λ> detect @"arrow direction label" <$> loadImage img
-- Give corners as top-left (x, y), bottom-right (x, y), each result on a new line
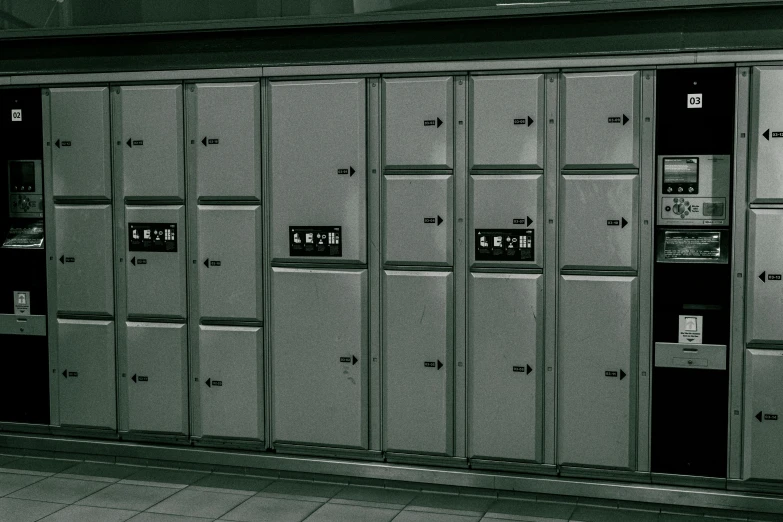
top-left (133, 140), bottom-right (143, 146)
top-left (607, 220), bottom-right (620, 226)
top-left (59, 256), bottom-right (76, 264)
top-left (769, 274), bottom-right (782, 281)
top-left (605, 371), bottom-right (618, 377)
top-left (340, 357), bottom-right (351, 363)
top-left (68, 371), bottom-right (78, 377)
top-left (513, 217), bottom-right (534, 226)
top-left (513, 365), bottom-right (533, 374)
top-left (340, 355), bottom-right (359, 365)
top-left (424, 361), bottom-right (436, 368)
top-left (208, 138), bottom-right (219, 145)
top-left (764, 129), bottom-right (783, 140)
top-left (205, 378), bottom-right (222, 387)
top-left (424, 118), bottom-right (444, 128)
top-left (203, 259), bottom-right (221, 267)
top-left (56, 140), bottom-right (72, 147)
top-left (765, 414), bottom-right (779, 421)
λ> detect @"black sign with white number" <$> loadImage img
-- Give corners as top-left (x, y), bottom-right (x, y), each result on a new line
top-left (129, 223), bottom-right (177, 252)
top-left (475, 229), bottom-right (534, 261)
top-left (289, 226), bottom-right (342, 257)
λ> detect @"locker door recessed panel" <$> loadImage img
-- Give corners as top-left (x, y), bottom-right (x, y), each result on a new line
top-left (190, 82), bottom-right (261, 199)
top-left (116, 85), bottom-right (184, 200)
top-left (470, 74), bottom-right (545, 169)
top-left (561, 72), bottom-right (640, 169)
top-left (271, 268), bottom-right (368, 449)
top-left (55, 204), bottom-right (114, 316)
top-left (383, 175), bottom-right (453, 266)
top-left (746, 209), bottom-right (783, 343)
top-left (468, 272), bottom-right (543, 462)
top-left (197, 205), bottom-right (262, 322)
top-left (750, 67), bottom-right (783, 203)
top-left (269, 79), bottom-right (367, 263)
top-left (560, 174), bottom-right (638, 271)
top-left (50, 87), bottom-right (112, 199)
top-left (126, 205), bottom-right (186, 319)
top-left (57, 319), bottom-right (116, 429)
top-left (383, 270), bottom-right (453, 455)
top-left (558, 275), bottom-right (637, 469)
top-left (126, 322), bottom-right (187, 434)
top-left (744, 349), bottom-right (783, 481)
top-left (383, 77), bottom-right (453, 169)
top-left (198, 325), bottom-right (263, 440)
top-left (469, 174), bottom-right (543, 268)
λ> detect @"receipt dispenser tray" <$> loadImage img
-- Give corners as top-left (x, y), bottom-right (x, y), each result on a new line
top-left (655, 343), bottom-right (726, 370)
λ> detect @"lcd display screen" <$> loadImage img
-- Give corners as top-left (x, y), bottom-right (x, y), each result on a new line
top-left (9, 161), bottom-right (35, 190)
top-left (663, 157), bottom-right (699, 185)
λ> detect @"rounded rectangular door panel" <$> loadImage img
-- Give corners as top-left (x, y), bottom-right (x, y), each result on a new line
top-left (560, 72), bottom-right (640, 169)
top-left (383, 270), bottom-right (453, 455)
top-left (382, 175), bottom-right (453, 266)
top-left (746, 209), bottom-right (783, 343)
top-left (744, 349), bottom-right (783, 481)
top-left (383, 77), bottom-right (453, 170)
top-left (125, 205), bottom-right (187, 319)
top-left (557, 275), bottom-right (637, 469)
top-left (750, 67), bottom-right (783, 203)
top-left (468, 272), bottom-right (543, 462)
top-left (560, 174), bottom-right (638, 271)
top-left (50, 87), bottom-right (112, 199)
top-left (189, 82), bottom-right (261, 199)
top-left (198, 325), bottom-right (263, 440)
top-left (196, 205), bottom-right (262, 322)
top-left (114, 85), bottom-right (185, 200)
top-left (470, 74), bottom-right (545, 169)
top-left (126, 322), bottom-right (187, 435)
top-left (57, 319), bottom-right (116, 429)
top-left (271, 267), bottom-right (368, 449)
top-left (269, 79), bottom-right (367, 264)
top-left (55, 204), bottom-right (114, 316)
top-left (469, 174), bottom-right (543, 268)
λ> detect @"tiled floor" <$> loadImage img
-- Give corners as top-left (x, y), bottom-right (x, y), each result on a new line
top-left (0, 453), bottom-right (777, 522)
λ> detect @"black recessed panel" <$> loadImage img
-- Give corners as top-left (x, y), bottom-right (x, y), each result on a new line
top-left (656, 67), bottom-right (735, 155)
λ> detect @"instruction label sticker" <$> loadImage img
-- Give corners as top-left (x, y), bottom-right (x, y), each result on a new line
top-left (13, 291), bottom-right (30, 315)
top-left (289, 226), bottom-right (342, 257)
top-left (475, 229), bottom-right (534, 261)
top-left (679, 315), bottom-right (703, 344)
top-left (129, 223), bottom-right (177, 252)
top-left (663, 231), bottom-right (721, 260)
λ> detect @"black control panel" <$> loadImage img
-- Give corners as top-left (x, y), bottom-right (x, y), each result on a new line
top-left (9, 161), bottom-right (37, 192)
top-left (475, 229), bottom-right (534, 261)
top-left (129, 223), bottom-right (178, 252)
top-left (289, 226), bottom-right (342, 257)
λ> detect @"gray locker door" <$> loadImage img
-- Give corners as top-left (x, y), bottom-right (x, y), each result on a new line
top-left (382, 175), bottom-right (453, 266)
top-left (468, 273), bottom-right (543, 462)
top-left (383, 77), bottom-right (453, 170)
top-left (269, 79), bottom-right (367, 263)
top-left (198, 325), bottom-right (263, 440)
top-left (55, 204), bottom-right (114, 316)
top-left (558, 275), bottom-right (637, 469)
top-left (57, 319), bottom-right (116, 429)
top-left (560, 174), bottom-right (638, 271)
top-left (271, 268), bottom-right (368, 448)
top-left (125, 205), bottom-right (187, 319)
top-left (115, 85), bottom-right (185, 200)
top-left (50, 87), bottom-right (112, 199)
top-left (126, 322), bottom-right (187, 434)
top-left (383, 270), bottom-right (453, 455)
top-left (197, 205), bottom-right (262, 322)
top-left (750, 67), bottom-right (783, 203)
top-left (746, 209), bottom-right (783, 343)
top-left (560, 72), bottom-right (640, 169)
top-left (189, 82), bottom-right (261, 199)
top-left (469, 74), bottom-right (545, 169)
top-left (744, 349), bottom-right (783, 481)
top-left (469, 174), bottom-right (543, 268)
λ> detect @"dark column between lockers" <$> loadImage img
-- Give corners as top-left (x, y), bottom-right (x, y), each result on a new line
top-left (185, 81), bottom-right (264, 445)
top-left (112, 84), bottom-right (188, 439)
top-left (466, 73), bottom-right (545, 466)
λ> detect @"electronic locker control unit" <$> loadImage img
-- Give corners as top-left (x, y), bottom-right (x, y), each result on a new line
top-left (656, 155), bottom-right (730, 226)
top-left (7, 160), bottom-right (42, 218)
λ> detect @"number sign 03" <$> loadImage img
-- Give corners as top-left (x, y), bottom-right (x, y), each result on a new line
top-left (687, 94), bottom-right (702, 109)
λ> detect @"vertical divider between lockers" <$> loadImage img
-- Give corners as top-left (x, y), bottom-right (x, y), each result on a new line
top-left (181, 80), bottom-right (191, 442)
top-left (111, 84), bottom-right (127, 435)
top-left (637, 70), bottom-right (656, 473)
top-left (543, 73), bottom-right (559, 465)
top-left (368, 77), bottom-right (382, 451)
top-left (454, 76), bottom-right (468, 458)
top-left (261, 75), bottom-right (272, 449)
top-left (729, 67), bottom-right (750, 480)
top-left (42, 89), bottom-right (59, 427)
top-left (185, 82), bottom-right (199, 441)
